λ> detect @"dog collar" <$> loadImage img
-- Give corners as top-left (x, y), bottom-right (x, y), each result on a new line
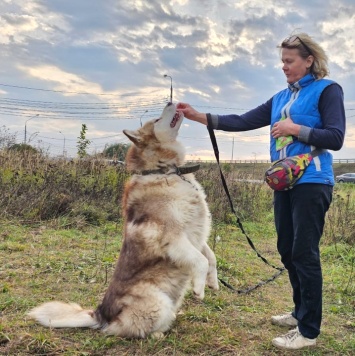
top-left (141, 163), bottom-right (200, 176)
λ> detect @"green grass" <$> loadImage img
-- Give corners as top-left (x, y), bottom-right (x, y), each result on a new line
top-left (0, 216), bottom-right (353, 355)
top-left (0, 151), bottom-right (353, 355)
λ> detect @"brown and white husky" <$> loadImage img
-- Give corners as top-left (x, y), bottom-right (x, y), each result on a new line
top-left (28, 102), bottom-right (219, 339)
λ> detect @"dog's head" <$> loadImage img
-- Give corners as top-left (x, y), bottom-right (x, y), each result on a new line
top-left (123, 103), bottom-right (185, 172)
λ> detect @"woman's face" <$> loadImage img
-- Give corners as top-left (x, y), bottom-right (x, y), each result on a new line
top-left (281, 48), bottom-right (313, 84)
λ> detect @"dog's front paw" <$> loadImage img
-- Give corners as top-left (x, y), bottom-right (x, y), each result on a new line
top-left (206, 271), bottom-right (219, 290)
top-left (207, 279), bottom-right (219, 291)
top-left (193, 288), bottom-right (205, 300)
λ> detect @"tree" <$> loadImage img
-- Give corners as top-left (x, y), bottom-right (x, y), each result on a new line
top-left (77, 124), bottom-right (91, 158)
top-left (103, 143), bottom-right (130, 161)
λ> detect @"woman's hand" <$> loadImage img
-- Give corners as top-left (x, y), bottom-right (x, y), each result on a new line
top-left (271, 117), bottom-right (300, 138)
top-left (176, 102), bottom-right (207, 125)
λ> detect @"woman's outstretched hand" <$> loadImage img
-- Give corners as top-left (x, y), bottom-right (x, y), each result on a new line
top-left (177, 102), bottom-right (207, 125)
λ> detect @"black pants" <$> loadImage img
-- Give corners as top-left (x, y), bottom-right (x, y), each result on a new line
top-left (274, 184), bottom-right (333, 339)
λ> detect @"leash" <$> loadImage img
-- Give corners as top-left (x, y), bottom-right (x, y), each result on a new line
top-left (206, 114), bottom-right (285, 294)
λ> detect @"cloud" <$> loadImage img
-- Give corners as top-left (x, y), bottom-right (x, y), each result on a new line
top-left (0, 0), bottom-right (354, 159)
top-left (17, 64), bottom-right (104, 95)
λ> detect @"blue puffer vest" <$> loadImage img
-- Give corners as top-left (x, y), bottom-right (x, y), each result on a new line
top-left (270, 74), bottom-right (335, 186)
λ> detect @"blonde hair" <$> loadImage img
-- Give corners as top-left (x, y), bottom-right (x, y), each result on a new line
top-left (280, 33), bottom-right (329, 79)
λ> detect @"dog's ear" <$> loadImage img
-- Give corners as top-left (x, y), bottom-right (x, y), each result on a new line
top-left (123, 129), bottom-right (141, 146)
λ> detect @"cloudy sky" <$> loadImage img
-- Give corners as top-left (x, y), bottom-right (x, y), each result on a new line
top-left (1, 0), bottom-right (354, 161)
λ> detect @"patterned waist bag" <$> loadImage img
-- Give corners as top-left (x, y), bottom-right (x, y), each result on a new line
top-left (264, 149), bottom-right (323, 191)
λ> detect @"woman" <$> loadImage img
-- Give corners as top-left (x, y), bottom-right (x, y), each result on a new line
top-left (177, 33), bottom-right (345, 350)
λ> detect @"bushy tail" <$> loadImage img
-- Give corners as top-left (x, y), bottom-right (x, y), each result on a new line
top-left (27, 301), bottom-right (99, 329)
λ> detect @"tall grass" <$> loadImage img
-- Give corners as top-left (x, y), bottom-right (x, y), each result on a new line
top-left (0, 150), bottom-right (129, 225)
top-left (325, 185), bottom-right (355, 245)
top-left (1, 149), bottom-right (354, 246)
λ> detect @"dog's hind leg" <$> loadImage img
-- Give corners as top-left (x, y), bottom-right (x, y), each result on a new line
top-left (167, 234), bottom-right (209, 300)
top-left (201, 242), bottom-right (219, 291)
top-left (102, 289), bottom-right (176, 338)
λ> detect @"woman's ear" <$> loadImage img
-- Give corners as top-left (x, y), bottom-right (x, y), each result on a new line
top-left (306, 55), bottom-right (314, 69)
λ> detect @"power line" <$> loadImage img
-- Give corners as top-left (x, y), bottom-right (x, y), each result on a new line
top-left (0, 97), bottom-right (167, 108)
top-left (2, 87), bottom-right (355, 158)
top-left (0, 95), bottom-right (169, 121)
top-left (0, 82), bottom-right (169, 97)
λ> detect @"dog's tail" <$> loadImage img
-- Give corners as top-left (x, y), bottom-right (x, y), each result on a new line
top-left (27, 301), bottom-right (99, 329)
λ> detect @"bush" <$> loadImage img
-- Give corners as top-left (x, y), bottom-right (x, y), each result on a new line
top-left (0, 150), bottom-right (129, 224)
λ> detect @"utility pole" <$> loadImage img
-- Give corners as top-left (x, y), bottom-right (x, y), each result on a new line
top-left (59, 131), bottom-right (66, 156)
top-left (231, 137), bottom-right (234, 161)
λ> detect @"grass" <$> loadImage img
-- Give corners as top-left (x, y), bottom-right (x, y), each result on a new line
top-left (0, 151), bottom-right (354, 355)
top-left (1, 213), bottom-right (354, 355)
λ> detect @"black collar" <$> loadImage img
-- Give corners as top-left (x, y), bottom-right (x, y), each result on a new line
top-left (141, 163), bottom-right (200, 176)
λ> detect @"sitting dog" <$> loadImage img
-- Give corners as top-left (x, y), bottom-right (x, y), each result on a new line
top-left (28, 102), bottom-right (219, 338)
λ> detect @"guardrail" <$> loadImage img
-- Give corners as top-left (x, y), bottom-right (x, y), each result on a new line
top-left (333, 159), bottom-right (355, 163)
top-left (187, 159), bottom-right (355, 164)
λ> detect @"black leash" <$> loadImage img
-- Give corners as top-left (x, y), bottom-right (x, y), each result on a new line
top-left (206, 114), bottom-right (285, 294)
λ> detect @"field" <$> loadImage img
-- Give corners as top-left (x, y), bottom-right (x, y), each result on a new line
top-left (0, 152), bottom-right (354, 355)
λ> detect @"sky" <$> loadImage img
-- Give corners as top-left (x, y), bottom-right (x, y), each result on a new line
top-left (0, 0), bottom-right (354, 161)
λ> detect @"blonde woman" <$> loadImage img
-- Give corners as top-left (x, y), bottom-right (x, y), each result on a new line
top-left (177, 33), bottom-right (345, 350)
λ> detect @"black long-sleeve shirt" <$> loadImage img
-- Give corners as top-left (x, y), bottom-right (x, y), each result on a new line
top-left (210, 83), bottom-right (345, 151)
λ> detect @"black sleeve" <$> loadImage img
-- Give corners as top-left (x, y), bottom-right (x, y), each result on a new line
top-left (309, 83), bottom-right (346, 151)
top-left (215, 98), bottom-right (273, 132)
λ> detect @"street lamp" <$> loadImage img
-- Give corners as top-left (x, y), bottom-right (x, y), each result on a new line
top-left (24, 114), bottom-right (39, 144)
top-left (163, 74), bottom-right (173, 102)
top-left (139, 110), bottom-right (148, 127)
top-left (59, 131), bottom-right (66, 156)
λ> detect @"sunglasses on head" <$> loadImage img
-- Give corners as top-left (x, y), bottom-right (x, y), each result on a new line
top-left (282, 35), bottom-right (312, 56)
